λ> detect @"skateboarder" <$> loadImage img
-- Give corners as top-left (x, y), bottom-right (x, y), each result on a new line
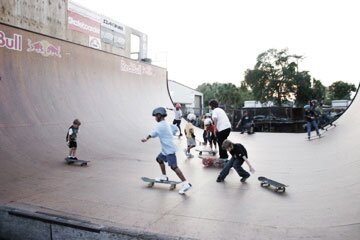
top-left (66, 119), bottom-right (81, 159)
top-left (141, 107), bottom-right (192, 194)
top-left (204, 118), bottom-right (217, 151)
top-left (236, 111), bottom-right (254, 134)
top-left (209, 99), bottom-right (231, 161)
top-left (167, 103), bottom-right (183, 137)
top-left (216, 139), bottom-right (255, 183)
top-left (184, 113), bottom-right (196, 158)
top-left (304, 105), bottom-right (321, 139)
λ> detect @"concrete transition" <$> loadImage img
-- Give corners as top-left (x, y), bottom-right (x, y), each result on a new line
top-left (0, 23), bottom-right (360, 240)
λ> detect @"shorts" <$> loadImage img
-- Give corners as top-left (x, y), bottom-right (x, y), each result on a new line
top-left (173, 119), bottom-right (181, 126)
top-left (187, 138), bottom-right (196, 147)
top-left (68, 141), bottom-right (77, 148)
top-left (157, 153), bottom-right (177, 168)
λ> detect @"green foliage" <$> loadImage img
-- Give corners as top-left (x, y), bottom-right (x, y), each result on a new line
top-left (243, 48), bottom-right (330, 107)
top-left (196, 82), bottom-right (253, 109)
top-left (328, 81), bottom-right (356, 100)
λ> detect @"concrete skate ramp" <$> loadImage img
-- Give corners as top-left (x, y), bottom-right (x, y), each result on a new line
top-left (1, 23), bottom-right (360, 239)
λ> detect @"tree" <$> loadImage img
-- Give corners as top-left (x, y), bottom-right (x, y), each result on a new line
top-left (328, 81), bottom-right (356, 100)
top-left (196, 82), bottom-right (254, 109)
top-left (243, 48), bottom-right (332, 107)
top-left (312, 78), bottom-right (326, 101)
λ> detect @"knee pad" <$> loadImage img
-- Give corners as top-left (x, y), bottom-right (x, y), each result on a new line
top-left (170, 165), bottom-right (178, 171)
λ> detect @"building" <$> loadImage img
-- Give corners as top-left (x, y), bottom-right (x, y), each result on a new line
top-left (168, 80), bottom-right (204, 117)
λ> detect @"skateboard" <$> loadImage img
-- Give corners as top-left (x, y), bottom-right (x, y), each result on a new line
top-left (195, 149), bottom-right (218, 156)
top-left (141, 177), bottom-right (181, 190)
top-left (199, 156), bottom-right (227, 168)
top-left (322, 122), bottom-right (337, 131)
top-left (306, 135), bottom-right (324, 141)
top-left (258, 176), bottom-right (288, 193)
top-left (65, 157), bottom-right (89, 166)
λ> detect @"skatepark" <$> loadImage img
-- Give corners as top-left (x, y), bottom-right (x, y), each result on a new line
top-left (1, 9), bottom-right (360, 240)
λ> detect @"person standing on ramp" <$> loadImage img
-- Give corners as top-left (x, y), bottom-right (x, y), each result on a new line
top-left (142, 107), bottom-right (192, 194)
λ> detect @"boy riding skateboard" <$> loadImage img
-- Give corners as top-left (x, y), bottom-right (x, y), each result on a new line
top-left (141, 107), bottom-right (192, 194)
top-left (66, 119), bottom-right (81, 160)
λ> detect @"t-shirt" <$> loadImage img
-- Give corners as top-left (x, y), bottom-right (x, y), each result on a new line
top-left (184, 122), bottom-right (194, 138)
top-left (67, 126), bottom-right (79, 142)
top-left (229, 143), bottom-right (248, 164)
top-left (211, 108), bottom-right (231, 132)
top-left (206, 124), bottom-right (216, 134)
top-left (174, 109), bottom-right (182, 120)
top-left (150, 120), bottom-right (178, 155)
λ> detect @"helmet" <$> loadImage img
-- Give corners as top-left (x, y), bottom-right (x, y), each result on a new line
top-left (152, 107), bottom-right (167, 117)
top-left (304, 105), bottom-right (310, 110)
top-left (175, 103), bottom-right (181, 108)
top-left (187, 113), bottom-right (196, 121)
top-left (205, 113), bottom-right (212, 118)
top-left (204, 118), bottom-right (212, 126)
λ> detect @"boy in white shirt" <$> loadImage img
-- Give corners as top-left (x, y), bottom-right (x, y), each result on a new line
top-left (209, 99), bottom-right (231, 160)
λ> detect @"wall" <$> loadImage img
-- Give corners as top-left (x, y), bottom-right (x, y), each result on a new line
top-left (0, 0), bottom-right (147, 59)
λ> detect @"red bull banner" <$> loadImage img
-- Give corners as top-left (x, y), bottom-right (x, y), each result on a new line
top-left (1, 24), bottom-right (62, 58)
top-left (27, 39), bottom-right (62, 58)
top-left (0, 30), bottom-right (22, 51)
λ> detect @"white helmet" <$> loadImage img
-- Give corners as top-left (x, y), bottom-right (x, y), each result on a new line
top-left (187, 113), bottom-right (196, 121)
top-left (204, 118), bottom-right (213, 126)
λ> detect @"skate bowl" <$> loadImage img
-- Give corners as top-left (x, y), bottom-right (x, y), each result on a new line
top-left (1, 23), bottom-right (360, 240)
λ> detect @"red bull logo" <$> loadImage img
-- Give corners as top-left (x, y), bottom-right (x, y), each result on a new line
top-left (27, 39), bottom-right (62, 58)
top-left (0, 31), bottom-right (22, 51)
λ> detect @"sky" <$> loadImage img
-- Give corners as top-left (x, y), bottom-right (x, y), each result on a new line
top-left (73, 0), bottom-right (360, 89)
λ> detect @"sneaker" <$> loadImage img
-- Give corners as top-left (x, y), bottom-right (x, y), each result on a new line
top-left (308, 136), bottom-right (311, 140)
top-left (216, 177), bottom-right (224, 182)
top-left (155, 175), bottom-right (168, 182)
top-left (240, 176), bottom-right (250, 183)
top-left (179, 182), bottom-right (192, 194)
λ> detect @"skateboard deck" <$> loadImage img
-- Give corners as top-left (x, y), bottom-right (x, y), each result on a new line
top-left (198, 156), bottom-right (227, 168)
top-left (195, 149), bottom-right (218, 156)
top-left (141, 177), bottom-right (181, 190)
top-left (306, 135), bottom-right (325, 141)
top-left (322, 122), bottom-right (337, 131)
top-left (65, 158), bottom-right (89, 166)
top-left (258, 176), bottom-right (288, 192)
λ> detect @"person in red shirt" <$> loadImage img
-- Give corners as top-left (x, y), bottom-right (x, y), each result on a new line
top-left (204, 118), bottom-right (217, 151)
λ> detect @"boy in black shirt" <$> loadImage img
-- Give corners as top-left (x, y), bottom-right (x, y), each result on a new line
top-left (66, 119), bottom-right (81, 159)
top-left (216, 139), bottom-right (255, 183)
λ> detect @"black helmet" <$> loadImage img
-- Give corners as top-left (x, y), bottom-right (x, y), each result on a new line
top-left (152, 107), bottom-right (167, 117)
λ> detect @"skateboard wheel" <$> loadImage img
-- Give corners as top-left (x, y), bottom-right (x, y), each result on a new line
top-left (148, 182), bottom-right (154, 187)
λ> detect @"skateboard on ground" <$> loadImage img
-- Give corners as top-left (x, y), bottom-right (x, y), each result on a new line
top-left (258, 176), bottom-right (288, 193)
top-left (195, 149), bottom-right (218, 156)
top-left (141, 177), bottom-right (181, 190)
top-left (306, 134), bottom-right (324, 141)
top-left (65, 157), bottom-right (89, 166)
top-left (198, 156), bottom-right (227, 168)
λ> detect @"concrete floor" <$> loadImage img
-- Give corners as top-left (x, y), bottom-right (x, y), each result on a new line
top-left (1, 23), bottom-right (360, 239)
